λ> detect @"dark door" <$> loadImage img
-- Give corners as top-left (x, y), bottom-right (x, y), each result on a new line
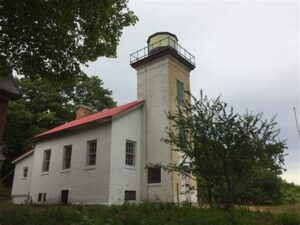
top-left (61, 190), bottom-right (69, 204)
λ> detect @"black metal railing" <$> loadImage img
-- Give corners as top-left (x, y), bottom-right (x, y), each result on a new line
top-left (130, 37), bottom-right (195, 66)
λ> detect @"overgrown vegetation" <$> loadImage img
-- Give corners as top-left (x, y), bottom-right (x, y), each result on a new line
top-left (0, 203), bottom-right (299, 225)
top-left (163, 91), bottom-right (287, 209)
top-left (282, 182), bottom-right (300, 204)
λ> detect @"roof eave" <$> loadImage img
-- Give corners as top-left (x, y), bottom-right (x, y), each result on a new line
top-left (32, 117), bottom-right (113, 142)
top-left (12, 150), bottom-right (34, 164)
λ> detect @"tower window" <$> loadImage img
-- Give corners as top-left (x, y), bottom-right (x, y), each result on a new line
top-left (176, 80), bottom-right (184, 103)
top-left (148, 167), bottom-right (161, 184)
top-left (179, 124), bottom-right (185, 144)
top-left (62, 145), bottom-right (72, 170)
top-left (125, 141), bottom-right (136, 166)
top-left (42, 150), bottom-right (51, 172)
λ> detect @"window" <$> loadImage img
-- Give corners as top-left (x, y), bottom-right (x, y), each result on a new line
top-left (43, 193), bottom-right (47, 202)
top-left (38, 193), bottom-right (42, 202)
top-left (179, 125), bottom-right (185, 144)
top-left (176, 80), bottom-right (184, 103)
top-left (125, 141), bottom-right (135, 166)
top-left (125, 191), bottom-right (136, 201)
top-left (87, 140), bottom-right (97, 166)
top-left (42, 150), bottom-right (51, 172)
top-left (23, 167), bottom-right (28, 178)
top-left (148, 167), bottom-right (161, 184)
top-left (62, 145), bottom-right (72, 170)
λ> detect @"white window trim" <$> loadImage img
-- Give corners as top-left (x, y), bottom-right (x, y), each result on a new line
top-left (125, 140), bottom-right (136, 168)
top-left (62, 145), bottom-right (72, 170)
top-left (42, 149), bottom-right (51, 173)
top-left (22, 167), bottom-right (28, 179)
top-left (86, 139), bottom-right (97, 167)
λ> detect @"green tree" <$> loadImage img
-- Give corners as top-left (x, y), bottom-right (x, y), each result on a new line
top-left (0, 0), bottom-right (138, 78)
top-left (235, 167), bottom-right (284, 205)
top-left (163, 91), bottom-right (286, 209)
top-left (2, 75), bottom-right (116, 185)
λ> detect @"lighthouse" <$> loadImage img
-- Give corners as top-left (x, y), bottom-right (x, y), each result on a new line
top-left (131, 32), bottom-right (196, 203)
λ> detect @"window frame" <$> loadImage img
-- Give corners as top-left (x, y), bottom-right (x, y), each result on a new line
top-left (86, 140), bottom-right (97, 166)
top-left (38, 193), bottom-right (42, 202)
top-left (124, 190), bottom-right (136, 201)
top-left (179, 124), bottom-right (185, 144)
top-left (62, 145), bottom-right (72, 170)
top-left (43, 193), bottom-right (47, 202)
top-left (42, 149), bottom-right (51, 172)
top-left (147, 167), bottom-right (161, 184)
top-left (23, 167), bottom-right (28, 178)
top-left (125, 140), bottom-right (136, 167)
top-left (176, 79), bottom-right (184, 104)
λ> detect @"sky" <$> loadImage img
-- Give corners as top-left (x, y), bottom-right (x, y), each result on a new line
top-left (83, 0), bottom-right (300, 184)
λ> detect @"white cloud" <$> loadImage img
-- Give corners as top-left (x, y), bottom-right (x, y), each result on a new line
top-left (83, 0), bottom-right (300, 184)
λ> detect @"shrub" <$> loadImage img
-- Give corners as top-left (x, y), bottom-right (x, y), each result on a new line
top-left (277, 210), bottom-right (300, 225)
top-left (0, 203), bottom-right (298, 225)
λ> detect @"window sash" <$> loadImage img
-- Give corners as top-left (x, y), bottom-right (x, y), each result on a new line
top-left (125, 141), bottom-right (135, 166)
top-left (148, 167), bottom-right (161, 184)
top-left (125, 191), bottom-right (136, 201)
top-left (63, 145), bottom-right (72, 169)
top-left (42, 150), bottom-right (51, 172)
top-left (87, 140), bottom-right (97, 166)
top-left (176, 80), bottom-right (184, 103)
top-left (179, 125), bottom-right (185, 143)
top-left (23, 167), bottom-right (28, 177)
top-left (38, 193), bottom-right (42, 202)
top-left (43, 193), bottom-right (46, 202)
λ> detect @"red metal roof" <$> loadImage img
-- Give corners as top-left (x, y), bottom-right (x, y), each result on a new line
top-left (34, 100), bottom-right (144, 140)
top-left (12, 149), bottom-right (34, 164)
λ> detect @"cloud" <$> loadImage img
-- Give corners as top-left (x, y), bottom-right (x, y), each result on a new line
top-left (83, 1), bottom-right (300, 184)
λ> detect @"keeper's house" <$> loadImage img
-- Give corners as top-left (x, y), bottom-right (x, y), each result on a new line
top-left (11, 32), bottom-right (197, 204)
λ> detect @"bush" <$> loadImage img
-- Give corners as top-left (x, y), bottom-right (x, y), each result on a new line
top-left (277, 210), bottom-right (300, 225)
top-left (0, 203), bottom-right (299, 225)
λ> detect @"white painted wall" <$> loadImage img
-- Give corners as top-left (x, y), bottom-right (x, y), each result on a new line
top-left (109, 107), bottom-right (143, 204)
top-left (136, 57), bottom-right (174, 202)
top-left (29, 123), bottom-right (112, 204)
top-left (11, 154), bottom-right (33, 204)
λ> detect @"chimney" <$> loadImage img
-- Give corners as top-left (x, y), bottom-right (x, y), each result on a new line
top-left (76, 105), bottom-right (93, 119)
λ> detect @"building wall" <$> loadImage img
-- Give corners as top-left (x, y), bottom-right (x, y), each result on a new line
top-left (11, 154), bottom-right (33, 204)
top-left (136, 56), bottom-right (174, 202)
top-left (168, 56), bottom-right (197, 203)
top-left (109, 107), bottom-right (143, 204)
top-left (135, 54), bottom-right (197, 203)
top-left (29, 123), bottom-right (112, 204)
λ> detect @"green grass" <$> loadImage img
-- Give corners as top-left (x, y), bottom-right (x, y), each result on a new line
top-left (0, 203), bottom-right (299, 225)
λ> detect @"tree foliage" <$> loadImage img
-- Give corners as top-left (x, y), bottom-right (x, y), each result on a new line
top-left (163, 91), bottom-right (287, 209)
top-left (0, 0), bottom-right (138, 78)
top-left (2, 75), bottom-right (116, 184)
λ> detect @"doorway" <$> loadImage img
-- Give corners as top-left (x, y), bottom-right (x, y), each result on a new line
top-left (61, 190), bottom-right (69, 204)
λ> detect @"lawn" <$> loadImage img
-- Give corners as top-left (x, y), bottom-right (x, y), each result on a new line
top-left (0, 202), bottom-right (299, 225)
top-left (249, 203), bottom-right (300, 214)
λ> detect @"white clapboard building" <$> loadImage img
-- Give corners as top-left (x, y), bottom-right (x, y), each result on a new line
top-left (11, 32), bottom-right (197, 204)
